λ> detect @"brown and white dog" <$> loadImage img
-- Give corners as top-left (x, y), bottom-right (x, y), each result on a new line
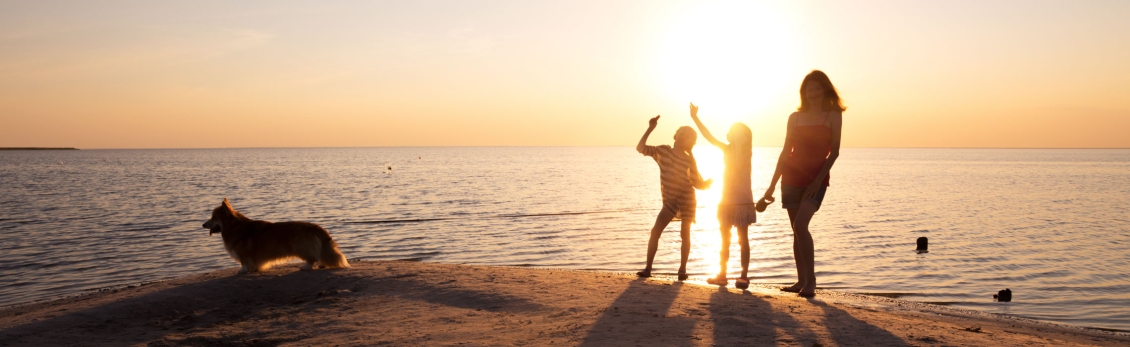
top-left (203, 198), bottom-right (349, 273)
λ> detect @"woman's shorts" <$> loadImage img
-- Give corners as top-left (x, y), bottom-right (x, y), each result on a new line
top-left (717, 203), bottom-right (757, 226)
top-left (662, 196), bottom-right (696, 223)
top-left (781, 184), bottom-right (828, 210)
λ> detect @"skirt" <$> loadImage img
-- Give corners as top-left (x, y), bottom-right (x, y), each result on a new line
top-left (717, 203), bottom-right (757, 226)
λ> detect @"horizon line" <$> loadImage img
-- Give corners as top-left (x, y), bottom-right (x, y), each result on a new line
top-left (6, 146), bottom-right (1130, 150)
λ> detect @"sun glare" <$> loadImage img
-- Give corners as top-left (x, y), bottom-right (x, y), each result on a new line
top-left (657, 2), bottom-right (798, 125)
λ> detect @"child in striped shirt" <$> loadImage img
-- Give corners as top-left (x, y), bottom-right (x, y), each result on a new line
top-left (635, 115), bottom-right (712, 281)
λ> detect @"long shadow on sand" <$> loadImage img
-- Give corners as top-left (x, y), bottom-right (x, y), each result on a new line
top-left (0, 267), bottom-right (542, 346)
top-left (813, 300), bottom-right (906, 346)
top-left (0, 270), bottom-right (321, 346)
top-left (708, 286), bottom-right (906, 346)
top-left (579, 279), bottom-right (698, 346)
top-left (709, 287), bottom-right (816, 346)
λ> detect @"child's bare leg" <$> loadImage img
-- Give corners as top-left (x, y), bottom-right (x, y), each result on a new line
top-left (718, 224), bottom-right (733, 278)
top-left (737, 224), bottom-right (750, 279)
top-left (642, 209), bottom-right (676, 275)
top-left (678, 218), bottom-right (693, 278)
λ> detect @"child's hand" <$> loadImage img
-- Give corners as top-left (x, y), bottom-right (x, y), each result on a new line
top-left (689, 103), bottom-right (699, 118)
top-left (694, 178), bottom-right (713, 190)
top-left (648, 115), bottom-right (660, 129)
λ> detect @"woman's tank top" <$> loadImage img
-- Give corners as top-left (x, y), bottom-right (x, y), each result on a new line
top-left (783, 112), bottom-right (832, 187)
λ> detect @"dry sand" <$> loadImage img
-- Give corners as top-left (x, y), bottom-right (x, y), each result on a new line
top-left (1, 261), bottom-right (1126, 346)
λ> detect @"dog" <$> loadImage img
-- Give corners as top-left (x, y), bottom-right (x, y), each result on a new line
top-left (203, 198), bottom-right (349, 273)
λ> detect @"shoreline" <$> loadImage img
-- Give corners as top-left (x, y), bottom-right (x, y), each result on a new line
top-left (1, 261), bottom-right (1126, 346)
top-left (0, 147), bottom-right (78, 150)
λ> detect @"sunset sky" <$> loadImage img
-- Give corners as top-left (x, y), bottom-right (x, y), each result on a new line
top-left (2, 0), bottom-right (1128, 149)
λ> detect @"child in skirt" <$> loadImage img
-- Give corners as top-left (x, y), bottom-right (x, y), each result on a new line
top-left (689, 103), bottom-right (770, 289)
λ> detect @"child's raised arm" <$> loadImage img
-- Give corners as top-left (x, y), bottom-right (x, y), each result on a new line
top-left (689, 103), bottom-right (727, 149)
top-left (636, 115), bottom-right (660, 154)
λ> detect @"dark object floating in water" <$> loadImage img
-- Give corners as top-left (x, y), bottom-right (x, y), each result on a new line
top-left (916, 237), bottom-right (928, 253)
top-left (993, 288), bottom-right (1012, 302)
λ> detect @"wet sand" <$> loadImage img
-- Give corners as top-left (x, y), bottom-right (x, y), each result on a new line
top-left (1, 261), bottom-right (1126, 346)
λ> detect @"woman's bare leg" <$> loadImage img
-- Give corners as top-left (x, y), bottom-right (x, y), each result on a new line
top-left (642, 209), bottom-right (676, 274)
top-left (791, 201), bottom-right (819, 294)
top-left (782, 207), bottom-right (804, 292)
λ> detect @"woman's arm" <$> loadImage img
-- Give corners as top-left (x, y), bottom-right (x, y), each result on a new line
top-left (763, 113), bottom-right (796, 199)
top-left (803, 111), bottom-right (842, 200)
top-left (636, 115), bottom-right (660, 154)
top-left (689, 103), bottom-right (727, 149)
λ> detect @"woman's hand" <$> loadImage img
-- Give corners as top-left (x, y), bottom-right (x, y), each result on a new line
top-left (689, 103), bottom-right (699, 119)
top-left (648, 115), bottom-right (660, 129)
top-left (802, 182), bottom-right (821, 201)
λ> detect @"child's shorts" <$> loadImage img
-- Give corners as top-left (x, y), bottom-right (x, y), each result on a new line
top-left (662, 196), bottom-right (696, 223)
top-left (781, 184), bottom-right (828, 210)
top-left (718, 203), bottom-right (757, 226)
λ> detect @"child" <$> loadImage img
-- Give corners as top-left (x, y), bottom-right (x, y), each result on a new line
top-left (636, 115), bottom-right (712, 281)
top-left (689, 103), bottom-right (769, 289)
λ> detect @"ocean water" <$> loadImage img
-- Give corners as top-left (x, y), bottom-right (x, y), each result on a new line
top-left (1, 147), bottom-right (1128, 331)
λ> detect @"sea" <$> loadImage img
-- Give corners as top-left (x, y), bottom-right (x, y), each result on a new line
top-left (1, 147), bottom-right (1128, 331)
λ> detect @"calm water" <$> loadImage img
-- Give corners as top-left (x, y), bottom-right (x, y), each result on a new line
top-left (1, 147), bottom-right (1128, 331)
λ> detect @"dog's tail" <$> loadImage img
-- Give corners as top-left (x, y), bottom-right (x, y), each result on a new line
top-left (320, 237), bottom-right (350, 269)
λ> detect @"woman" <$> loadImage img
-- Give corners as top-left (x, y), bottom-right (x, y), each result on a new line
top-left (763, 70), bottom-right (844, 297)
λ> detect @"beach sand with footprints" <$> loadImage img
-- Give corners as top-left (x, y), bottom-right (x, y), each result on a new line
top-left (2, 261), bottom-right (1127, 346)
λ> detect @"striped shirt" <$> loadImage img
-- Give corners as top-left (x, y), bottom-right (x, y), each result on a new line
top-left (639, 145), bottom-right (701, 201)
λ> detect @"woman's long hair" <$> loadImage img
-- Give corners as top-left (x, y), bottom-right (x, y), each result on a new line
top-left (798, 70), bottom-right (846, 112)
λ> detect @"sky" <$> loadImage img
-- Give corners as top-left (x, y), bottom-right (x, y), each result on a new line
top-left (2, 0), bottom-right (1128, 149)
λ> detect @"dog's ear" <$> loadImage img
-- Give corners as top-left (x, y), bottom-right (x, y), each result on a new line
top-left (220, 198), bottom-right (234, 215)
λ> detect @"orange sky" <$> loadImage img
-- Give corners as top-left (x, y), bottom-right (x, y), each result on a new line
top-left (2, 1), bottom-right (1128, 148)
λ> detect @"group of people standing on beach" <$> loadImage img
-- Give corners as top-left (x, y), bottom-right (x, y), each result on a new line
top-left (635, 70), bottom-right (844, 298)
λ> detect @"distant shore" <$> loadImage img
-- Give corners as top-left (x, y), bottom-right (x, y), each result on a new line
top-left (0, 147), bottom-right (78, 150)
top-left (0, 261), bottom-right (1126, 346)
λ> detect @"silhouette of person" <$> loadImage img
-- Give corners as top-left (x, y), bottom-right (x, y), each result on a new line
top-left (635, 115), bottom-right (712, 281)
top-left (763, 70), bottom-right (844, 297)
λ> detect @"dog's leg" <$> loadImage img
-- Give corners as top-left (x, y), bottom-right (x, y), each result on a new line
top-left (238, 265), bottom-right (249, 274)
top-left (300, 261), bottom-right (315, 271)
top-left (240, 258), bottom-right (257, 273)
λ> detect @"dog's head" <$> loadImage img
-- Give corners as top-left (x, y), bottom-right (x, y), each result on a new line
top-left (203, 198), bottom-right (237, 235)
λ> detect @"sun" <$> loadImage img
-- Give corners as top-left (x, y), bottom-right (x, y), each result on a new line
top-left (656, 1), bottom-right (799, 125)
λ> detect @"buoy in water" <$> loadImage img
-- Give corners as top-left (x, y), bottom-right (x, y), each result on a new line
top-left (916, 237), bottom-right (928, 253)
top-left (993, 288), bottom-right (1012, 302)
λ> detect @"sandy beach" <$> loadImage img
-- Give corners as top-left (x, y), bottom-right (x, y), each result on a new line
top-left (1, 261), bottom-right (1126, 347)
